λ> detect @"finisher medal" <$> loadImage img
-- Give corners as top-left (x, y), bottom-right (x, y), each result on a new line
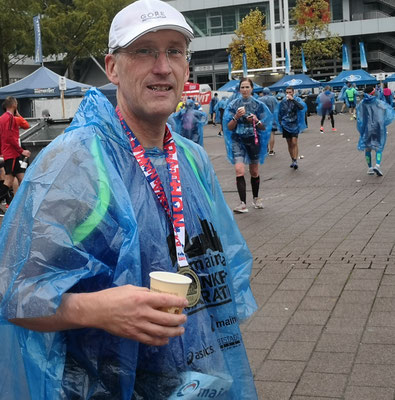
top-left (178, 266), bottom-right (201, 307)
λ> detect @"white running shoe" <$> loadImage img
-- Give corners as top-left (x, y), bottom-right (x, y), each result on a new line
top-left (373, 164), bottom-right (383, 176)
top-left (252, 197), bottom-right (264, 209)
top-left (233, 201), bottom-right (248, 213)
top-left (367, 167), bottom-right (375, 175)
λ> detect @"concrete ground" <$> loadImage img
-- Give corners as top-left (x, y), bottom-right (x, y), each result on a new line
top-left (205, 112), bottom-right (395, 400)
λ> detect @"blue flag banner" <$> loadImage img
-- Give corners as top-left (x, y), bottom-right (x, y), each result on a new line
top-left (285, 48), bottom-right (290, 74)
top-left (301, 48), bottom-right (307, 73)
top-left (33, 15), bottom-right (43, 65)
top-left (359, 42), bottom-right (368, 69)
top-left (228, 54), bottom-right (232, 81)
top-left (242, 53), bottom-right (248, 78)
top-left (342, 44), bottom-right (350, 71)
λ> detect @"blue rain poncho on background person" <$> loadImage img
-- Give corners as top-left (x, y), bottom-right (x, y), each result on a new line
top-left (277, 95), bottom-right (307, 135)
top-left (0, 89), bottom-right (258, 399)
top-left (214, 96), bottom-right (228, 125)
top-left (338, 83), bottom-right (347, 102)
top-left (316, 89), bottom-right (335, 116)
top-left (257, 88), bottom-right (278, 130)
top-left (356, 91), bottom-right (395, 153)
top-left (170, 98), bottom-right (207, 146)
top-left (223, 95), bottom-right (273, 164)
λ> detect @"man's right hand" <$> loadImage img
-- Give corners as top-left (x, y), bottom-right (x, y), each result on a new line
top-left (78, 285), bottom-right (188, 346)
top-left (11, 284), bottom-right (189, 347)
top-left (21, 150), bottom-right (31, 157)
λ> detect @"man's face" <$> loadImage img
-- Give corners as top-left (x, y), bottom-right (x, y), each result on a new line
top-left (106, 30), bottom-right (190, 122)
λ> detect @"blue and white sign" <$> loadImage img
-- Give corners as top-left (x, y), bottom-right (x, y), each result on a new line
top-left (33, 15), bottom-right (43, 65)
top-left (284, 79), bottom-right (303, 86)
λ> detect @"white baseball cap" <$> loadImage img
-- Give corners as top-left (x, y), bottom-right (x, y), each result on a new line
top-left (108, 0), bottom-right (194, 54)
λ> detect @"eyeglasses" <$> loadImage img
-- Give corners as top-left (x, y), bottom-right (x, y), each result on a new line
top-left (117, 48), bottom-right (191, 63)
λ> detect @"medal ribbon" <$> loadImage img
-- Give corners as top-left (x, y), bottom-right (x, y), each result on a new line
top-left (252, 119), bottom-right (259, 145)
top-left (116, 106), bottom-right (188, 268)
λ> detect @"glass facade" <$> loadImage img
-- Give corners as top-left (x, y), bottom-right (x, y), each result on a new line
top-left (184, 3), bottom-right (269, 38)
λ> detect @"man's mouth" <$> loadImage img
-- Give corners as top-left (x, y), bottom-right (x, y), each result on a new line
top-left (147, 85), bottom-right (172, 92)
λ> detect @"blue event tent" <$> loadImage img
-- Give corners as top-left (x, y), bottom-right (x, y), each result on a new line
top-left (327, 69), bottom-right (378, 87)
top-left (98, 82), bottom-right (117, 106)
top-left (268, 74), bottom-right (321, 91)
top-left (0, 66), bottom-right (91, 99)
top-left (384, 73), bottom-right (395, 83)
top-left (217, 79), bottom-right (263, 92)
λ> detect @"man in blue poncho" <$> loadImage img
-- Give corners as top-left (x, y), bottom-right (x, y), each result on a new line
top-left (356, 86), bottom-right (395, 177)
top-left (277, 86), bottom-right (307, 170)
top-left (0, 1), bottom-right (258, 399)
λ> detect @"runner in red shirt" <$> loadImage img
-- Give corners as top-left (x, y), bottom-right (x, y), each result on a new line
top-left (0, 96), bottom-right (31, 204)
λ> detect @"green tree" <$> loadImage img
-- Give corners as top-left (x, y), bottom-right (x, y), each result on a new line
top-left (0, 0), bottom-right (46, 86)
top-left (291, 0), bottom-right (342, 73)
top-left (42, 0), bottom-right (131, 79)
top-left (227, 9), bottom-right (271, 74)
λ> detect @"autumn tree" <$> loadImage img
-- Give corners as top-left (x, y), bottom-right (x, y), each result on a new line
top-left (291, 0), bottom-right (341, 73)
top-left (0, 0), bottom-right (47, 86)
top-left (42, 0), bottom-right (131, 79)
top-left (227, 9), bottom-right (271, 74)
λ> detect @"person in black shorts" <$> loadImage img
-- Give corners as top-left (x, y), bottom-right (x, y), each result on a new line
top-left (277, 87), bottom-right (307, 169)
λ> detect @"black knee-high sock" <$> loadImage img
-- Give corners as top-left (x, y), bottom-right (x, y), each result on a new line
top-left (236, 176), bottom-right (246, 203)
top-left (251, 176), bottom-right (260, 198)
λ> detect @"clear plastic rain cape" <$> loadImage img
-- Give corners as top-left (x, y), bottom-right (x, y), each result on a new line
top-left (169, 99), bottom-right (207, 146)
top-left (356, 93), bottom-right (395, 152)
top-left (0, 89), bottom-right (258, 399)
top-left (223, 96), bottom-right (273, 164)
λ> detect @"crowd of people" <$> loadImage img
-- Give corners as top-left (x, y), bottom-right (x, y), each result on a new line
top-left (0, 1), bottom-right (394, 398)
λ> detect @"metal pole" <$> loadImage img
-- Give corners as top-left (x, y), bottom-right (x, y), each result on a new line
top-left (279, 0), bottom-right (284, 60)
top-left (269, 0), bottom-right (276, 69)
top-left (283, 0), bottom-right (291, 68)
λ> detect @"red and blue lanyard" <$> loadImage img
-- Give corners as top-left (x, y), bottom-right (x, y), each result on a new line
top-left (116, 106), bottom-right (188, 268)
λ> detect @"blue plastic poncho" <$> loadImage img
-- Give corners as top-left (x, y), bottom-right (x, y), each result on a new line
top-left (316, 90), bottom-right (335, 116)
top-left (277, 96), bottom-right (307, 134)
top-left (0, 89), bottom-right (258, 399)
top-left (223, 95), bottom-right (273, 164)
top-left (338, 84), bottom-right (347, 102)
top-left (169, 99), bottom-right (208, 147)
top-left (356, 93), bottom-right (395, 152)
top-left (257, 94), bottom-right (278, 129)
top-left (209, 95), bottom-right (218, 114)
top-left (214, 97), bottom-right (228, 124)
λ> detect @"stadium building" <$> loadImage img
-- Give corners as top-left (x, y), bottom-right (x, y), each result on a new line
top-left (164, 0), bottom-right (395, 89)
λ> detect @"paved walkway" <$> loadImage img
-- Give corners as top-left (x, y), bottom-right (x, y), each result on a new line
top-left (205, 113), bottom-right (395, 400)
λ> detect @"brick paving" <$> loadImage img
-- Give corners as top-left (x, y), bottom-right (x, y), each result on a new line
top-left (1, 110), bottom-right (394, 399)
top-left (205, 112), bottom-right (395, 400)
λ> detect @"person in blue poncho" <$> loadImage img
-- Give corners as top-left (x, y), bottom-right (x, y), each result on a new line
top-left (209, 92), bottom-right (218, 125)
top-left (223, 77), bottom-right (273, 213)
top-left (169, 98), bottom-right (208, 146)
top-left (0, 1), bottom-right (258, 399)
top-left (277, 86), bottom-right (307, 170)
top-left (317, 85), bottom-right (337, 133)
top-left (356, 86), bottom-right (395, 177)
top-left (258, 87), bottom-right (278, 155)
top-left (214, 95), bottom-right (228, 137)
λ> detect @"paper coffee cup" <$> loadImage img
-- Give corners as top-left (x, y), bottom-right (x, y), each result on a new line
top-left (237, 106), bottom-right (245, 114)
top-left (149, 271), bottom-right (192, 314)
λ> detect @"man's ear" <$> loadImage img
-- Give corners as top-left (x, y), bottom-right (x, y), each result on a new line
top-left (184, 65), bottom-right (190, 85)
top-left (105, 54), bottom-right (119, 85)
